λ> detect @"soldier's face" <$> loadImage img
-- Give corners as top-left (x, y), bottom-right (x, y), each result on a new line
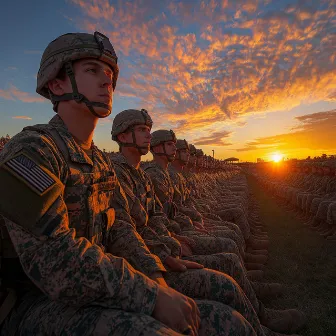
top-left (164, 141), bottom-right (177, 156)
top-left (76, 59), bottom-right (114, 116)
top-left (55, 58), bottom-right (114, 117)
top-left (132, 125), bottom-right (152, 153)
top-left (179, 149), bottom-right (190, 164)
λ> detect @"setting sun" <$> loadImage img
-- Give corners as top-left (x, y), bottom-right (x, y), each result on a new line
top-left (272, 153), bottom-right (283, 162)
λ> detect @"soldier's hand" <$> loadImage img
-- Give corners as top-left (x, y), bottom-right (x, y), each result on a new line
top-left (172, 234), bottom-right (195, 246)
top-left (165, 256), bottom-right (204, 271)
top-left (193, 222), bottom-right (208, 233)
top-left (180, 242), bottom-right (193, 257)
top-left (153, 285), bottom-right (200, 336)
top-left (149, 272), bottom-right (169, 287)
top-left (195, 227), bottom-right (209, 234)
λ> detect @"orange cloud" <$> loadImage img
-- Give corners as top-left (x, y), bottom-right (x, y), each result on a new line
top-left (0, 85), bottom-right (46, 103)
top-left (236, 109), bottom-right (336, 153)
top-left (12, 116), bottom-right (32, 120)
top-left (193, 130), bottom-right (233, 146)
top-left (68, 0), bottom-right (336, 134)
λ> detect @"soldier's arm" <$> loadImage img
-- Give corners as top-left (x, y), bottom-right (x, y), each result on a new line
top-left (145, 167), bottom-right (170, 205)
top-left (109, 166), bottom-right (175, 272)
top-left (0, 132), bottom-right (158, 315)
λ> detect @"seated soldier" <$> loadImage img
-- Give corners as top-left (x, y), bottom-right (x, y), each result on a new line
top-left (0, 31), bottom-right (257, 336)
top-left (110, 109), bottom-right (307, 336)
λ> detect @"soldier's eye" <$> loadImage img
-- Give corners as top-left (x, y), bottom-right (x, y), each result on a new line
top-left (87, 68), bottom-right (97, 73)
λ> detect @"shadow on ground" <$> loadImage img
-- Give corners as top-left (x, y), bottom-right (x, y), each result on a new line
top-left (247, 175), bottom-right (336, 336)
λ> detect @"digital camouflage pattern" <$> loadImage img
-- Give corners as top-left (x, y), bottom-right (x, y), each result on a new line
top-left (0, 115), bottom-right (164, 332)
top-left (2, 293), bottom-right (257, 335)
top-left (110, 153), bottom-right (269, 333)
top-left (0, 115), bottom-right (263, 335)
top-left (111, 152), bottom-right (181, 262)
top-left (111, 153), bottom-right (265, 315)
top-left (145, 162), bottom-right (243, 255)
top-left (168, 164), bottom-right (247, 251)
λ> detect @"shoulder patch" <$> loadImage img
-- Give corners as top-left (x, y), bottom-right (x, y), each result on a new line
top-left (2, 152), bottom-right (56, 195)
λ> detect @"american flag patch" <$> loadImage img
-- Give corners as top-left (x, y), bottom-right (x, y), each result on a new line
top-left (5, 154), bottom-right (55, 194)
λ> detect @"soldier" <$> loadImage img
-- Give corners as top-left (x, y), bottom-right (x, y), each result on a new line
top-left (0, 31), bottom-right (258, 336)
top-left (146, 133), bottom-right (265, 274)
top-left (168, 139), bottom-right (269, 266)
top-left (110, 111), bottom-right (308, 335)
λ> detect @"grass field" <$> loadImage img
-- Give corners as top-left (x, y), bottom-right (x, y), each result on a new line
top-left (247, 176), bottom-right (336, 336)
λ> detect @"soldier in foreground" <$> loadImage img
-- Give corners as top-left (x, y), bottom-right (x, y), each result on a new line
top-left (0, 32), bottom-right (257, 335)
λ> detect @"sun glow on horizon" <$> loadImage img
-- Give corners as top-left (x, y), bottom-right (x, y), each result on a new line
top-left (271, 153), bottom-right (283, 162)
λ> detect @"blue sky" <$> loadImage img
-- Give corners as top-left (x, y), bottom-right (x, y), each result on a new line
top-left (1, 0), bottom-right (335, 161)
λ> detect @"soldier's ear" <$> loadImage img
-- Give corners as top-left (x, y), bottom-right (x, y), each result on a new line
top-left (117, 133), bottom-right (128, 144)
top-left (47, 78), bottom-right (69, 96)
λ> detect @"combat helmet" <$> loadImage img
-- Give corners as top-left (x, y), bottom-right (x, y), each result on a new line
top-left (150, 129), bottom-right (177, 162)
top-left (37, 31), bottom-right (118, 118)
top-left (111, 108), bottom-right (152, 153)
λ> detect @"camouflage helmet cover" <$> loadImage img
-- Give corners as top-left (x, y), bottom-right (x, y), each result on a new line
top-left (112, 109), bottom-right (153, 141)
top-left (189, 144), bottom-right (197, 155)
top-left (150, 129), bottom-right (177, 147)
top-left (176, 139), bottom-right (189, 151)
top-left (37, 32), bottom-right (119, 99)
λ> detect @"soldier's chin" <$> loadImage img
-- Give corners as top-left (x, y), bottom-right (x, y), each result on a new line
top-left (93, 106), bottom-right (112, 118)
top-left (139, 147), bottom-right (150, 155)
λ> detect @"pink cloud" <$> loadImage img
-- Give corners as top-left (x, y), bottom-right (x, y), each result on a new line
top-left (12, 116), bottom-right (32, 120)
top-left (0, 85), bottom-right (46, 103)
top-left (67, 0), bottom-right (336, 134)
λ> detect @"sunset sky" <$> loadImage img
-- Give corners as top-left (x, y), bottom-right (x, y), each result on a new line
top-left (1, 0), bottom-right (335, 162)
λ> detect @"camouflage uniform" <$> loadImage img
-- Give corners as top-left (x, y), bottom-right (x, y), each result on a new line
top-left (327, 201), bottom-right (336, 227)
top-left (170, 164), bottom-right (252, 242)
top-left (0, 115), bottom-right (259, 336)
top-left (112, 153), bottom-right (262, 319)
top-left (0, 33), bottom-right (257, 335)
top-left (145, 161), bottom-right (243, 256)
top-left (110, 116), bottom-right (267, 334)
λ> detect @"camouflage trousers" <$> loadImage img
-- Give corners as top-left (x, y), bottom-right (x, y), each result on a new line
top-left (302, 193), bottom-right (321, 214)
top-left (164, 268), bottom-right (264, 335)
top-left (183, 253), bottom-right (260, 314)
top-left (215, 207), bottom-right (250, 240)
top-left (315, 200), bottom-right (336, 220)
top-left (202, 228), bottom-right (245, 255)
top-left (180, 232), bottom-right (242, 258)
top-left (327, 202), bottom-right (336, 225)
top-left (296, 192), bottom-right (309, 210)
top-left (310, 195), bottom-right (336, 217)
top-left (203, 219), bottom-right (246, 251)
top-left (1, 292), bottom-right (256, 336)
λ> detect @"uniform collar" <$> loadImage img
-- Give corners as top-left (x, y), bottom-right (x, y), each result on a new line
top-left (49, 114), bottom-right (96, 166)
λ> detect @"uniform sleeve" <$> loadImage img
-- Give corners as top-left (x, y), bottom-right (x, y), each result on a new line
top-left (145, 168), bottom-right (170, 205)
top-left (0, 132), bottom-right (158, 315)
top-left (111, 165), bottom-right (171, 272)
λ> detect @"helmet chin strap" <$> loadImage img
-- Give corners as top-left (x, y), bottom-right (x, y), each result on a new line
top-left (119, 126), bottom-right (150, 154)
top-left (153, 143), bottom-right (176, 162)
top-left (176, 150), bottom-right (188, 165)
top-left (49, 61), bottom-right (112, 118)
